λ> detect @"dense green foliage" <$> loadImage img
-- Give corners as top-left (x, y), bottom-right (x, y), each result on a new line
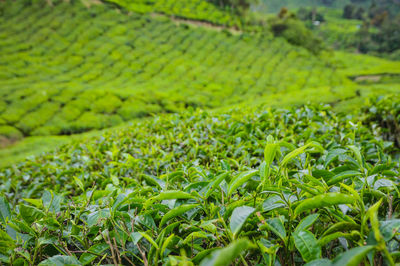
top-left (0, 0), bottom-right (400, 265)
top-left (0, 98), bottom-right (400, 265)
top-left (268, 8), bottom-right (324, 54)
top-left (103, 0), bottom-right (242, 27)
top-left (0, 0), bottom-right (359, 138)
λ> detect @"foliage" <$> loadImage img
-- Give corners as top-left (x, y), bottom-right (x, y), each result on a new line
top-left (362, 95), bottom-right (400, 148)
top-left (0, 0), bottom-right (358, 139)
top-left (0, 100), bottom-right (399, 265)
top-left (103, 0), bottom-right (243, 27)
top-left (268, 9), bottom-right (324, 54)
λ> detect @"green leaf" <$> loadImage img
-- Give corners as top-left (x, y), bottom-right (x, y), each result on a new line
top-left (204, 172), bottom-right (229, 198)
top-left (0, 196), bottom-right (11, 224)
top-left (280, 143), bottom-right (312, 166)
top-left (327, 171), bottom-right (361, 186)
top-left (0, 229), bottom-right (15, 255)
top-left (159, 204), bottom-right (198, 228)
top-left (295, 214), bottom-right (319, 233)
top-left (160, 233), bottom-right (175, 255)
top-left (228, 170), bottom-right (258, 197)
top-left (19, 204), bottom-right (45, 224)
top-left (193, 248), bottom-right (219, 265)
top-left (380, 219), bottom-right (400, 241)
top-left (79, 243), bottom-right (109, 265)
top-left (183, 231), bottom-right (208, 245)
top-left (294, 193), bottom-right (355, 216)
top-left (262, 195), bottom-right (285, 212)
top-left (347, 145), bottom-right (364, 168)
top-left (130, 232), bottom-right (143, 245)
top-left (322, 222), bottom-right (359, 236)
top-left (145, 190), bottom-right (195, 208)
top-left (38, 255), bottom-right (82, 266)
top-left (86, 209), bottom-right (110, 227)
top-left (139, 232), bottom-right (159, 250)
top-left (42, 191), bottom-right (63, 213)
top-left (262, 217), bottom-right (286, 242)
top-left (264, 136), bottom-right (279, 168)
top-left (73, 176), bottom-right (85, 192)
top-left (229, 206), bottom-right (255, 238)
top-left (22, 198), bottom-right (43, 208)
top-left (293, 230), bottom-right (321, 262)
top-left (200, 238), bottom-right (254, 266)
top-left (318, 232), bottom-right (352, 246)
top-left (332, 246), bottom-right (374, 266)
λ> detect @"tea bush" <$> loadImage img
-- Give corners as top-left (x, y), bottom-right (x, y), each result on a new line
top-left (0, 100), bottom-right (399, 265)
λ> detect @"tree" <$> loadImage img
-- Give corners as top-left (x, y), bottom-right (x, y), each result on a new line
top-left (210, 0), bottom-right (258, 13)
top-left (343, 4), bottom-right (356, 19)
top-left (269, 8), bottom-right (324, 54)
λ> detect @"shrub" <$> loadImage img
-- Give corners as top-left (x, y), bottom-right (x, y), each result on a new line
top-left (269, 10), bottom-right (324, 54)
top-left (118, 100), bottom-right (162, 120)
top-left (91, 94), bottom-right (122, 114)
top-left (0, 125), bottom-right (23, 140)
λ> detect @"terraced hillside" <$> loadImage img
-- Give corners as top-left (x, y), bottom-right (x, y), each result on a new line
top-left (1, 0), bottom-right (400, 167)
top-left (0, 0), bottom-right (352, 139)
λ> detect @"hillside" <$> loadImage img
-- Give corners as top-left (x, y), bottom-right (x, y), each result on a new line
top-left (1, 0), bottom-right (400, 165)
top-left (0, 1), bottom-right (400, 264)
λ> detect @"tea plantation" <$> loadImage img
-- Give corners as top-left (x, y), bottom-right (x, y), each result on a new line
top-left (1, 0), bottom-right (400, 265)
top-left (3, 0), bottom-right (399, 141)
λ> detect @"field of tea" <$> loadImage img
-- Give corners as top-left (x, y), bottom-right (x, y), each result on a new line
top-left (0, 0), bottom-right (400, 265)
top-left (0, 0), bottom-right (348, 139)
top-left (1, 96), bottom-right (400, 265)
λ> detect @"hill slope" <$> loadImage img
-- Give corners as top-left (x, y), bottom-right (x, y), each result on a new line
top-left (0, 0), bottom-right (399, 166)
top-left (0, 0), bottom-right (348, 139)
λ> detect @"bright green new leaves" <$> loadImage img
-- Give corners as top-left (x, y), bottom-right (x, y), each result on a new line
top-left (139, 232), bottom-right (159, 250)
top-left (294, 193), bottom-right (355, 216)
top-left (230, 206), bottom-right (255, 238)
top-left (293, 230), bottom-right (321, 262)
top-left (227, 170), bottom-right (258, 197)
top-left (295, 214), bottom-right (320, 233)
top-left (327, 171), bottom-right (361, 186)
top-left (264, 136), bottom-right (279, 166)
top-left (280, 142), bottom-right (322, 166)
top-left (200, 238), bottom-right (254, 266)
top-left (260, 135), bottom-right (279, 188)
top-left (159, 204), bottom-right (198, 228)
top-left (145, 190), bottom-right (195, 208)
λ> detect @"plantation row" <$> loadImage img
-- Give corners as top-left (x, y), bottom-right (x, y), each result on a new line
top-left (0, 96), bottom-right (399, 265)
top-left (0, 0), bottom-right (352, 139)
top-left (104, 0), bottom-right (242, 28)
